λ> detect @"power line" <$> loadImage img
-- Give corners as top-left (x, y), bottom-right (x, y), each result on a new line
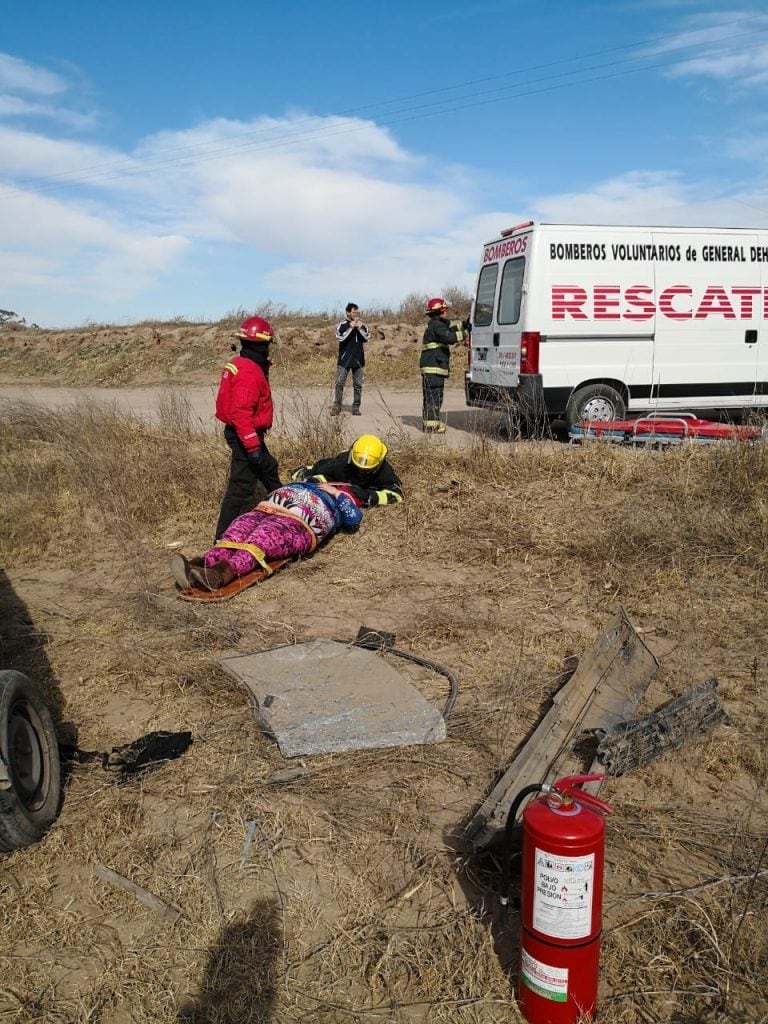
top-left (0, 23), bottom-right (766, 202)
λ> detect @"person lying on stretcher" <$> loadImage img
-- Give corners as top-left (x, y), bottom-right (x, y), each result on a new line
top-left (170, 482), bottom-right (363, 592)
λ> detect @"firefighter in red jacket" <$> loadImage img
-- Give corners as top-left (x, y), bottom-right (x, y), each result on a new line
top-left (214, 316), bottom-right (282, 538)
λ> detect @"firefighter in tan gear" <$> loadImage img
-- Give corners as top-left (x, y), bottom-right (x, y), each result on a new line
top-left (420, 297), bottom-right (469, 433)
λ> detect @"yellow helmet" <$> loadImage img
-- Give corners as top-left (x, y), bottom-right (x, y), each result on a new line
top-left (349, 434), bottom-right (388, 472)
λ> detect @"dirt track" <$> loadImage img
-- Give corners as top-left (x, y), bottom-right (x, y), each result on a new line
top-left (0, 382), bottom-right (487, 446)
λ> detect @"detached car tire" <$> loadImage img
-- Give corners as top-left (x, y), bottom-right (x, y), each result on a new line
top-left (566, 384), bottom-right (626, 428)
top-left (0, 670), bottom-right (61, 852)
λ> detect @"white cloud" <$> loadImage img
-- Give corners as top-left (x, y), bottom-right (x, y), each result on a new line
top-left (258, 169), bottom-right (768, 307)
top-left (262, 211), bottom-right (515, 305)
top-left (3, 78), bottom-right (768, 326)
top-left (0, 51), bottom-right (97, 128)
top-left (138, 113), bottom-right (415, 170)
top-left (0, 96), bottom-right (96, 129)
top-left (0, 184), bottom-right (188, 300)
top-left (0, 110), bottom-right (473, 321)
top-left (0, 53), bottom-right (67, 96)
top-left (643, 10), bottom-right (768, 86)
top-left (0, 126), bottom-right (136, 185)
top-left (0, 249), bottom-right (58, 290)
top-left (255, 166), bottom-right (768, 312)
top-left (204, 158), bottom-right (461, 258)
top-left (531, 169), bottom-right (768, 226)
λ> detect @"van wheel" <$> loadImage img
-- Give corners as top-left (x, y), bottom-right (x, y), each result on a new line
top-left (566, 384), bottom-right (626, 428)
top-left (0, 671), bottom-right (61, 853)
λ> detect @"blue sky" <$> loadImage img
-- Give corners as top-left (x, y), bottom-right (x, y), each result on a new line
top-left (2, 0), bottom-right (768, 327)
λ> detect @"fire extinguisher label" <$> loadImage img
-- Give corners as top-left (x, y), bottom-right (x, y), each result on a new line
top-left (533, 848), bottom-right (595, 939)
top-left (521, 950), bottom-right (568, 1002)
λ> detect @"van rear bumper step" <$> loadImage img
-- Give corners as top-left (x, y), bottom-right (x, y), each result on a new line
top-left (465, 374), bottom-right (553, 416)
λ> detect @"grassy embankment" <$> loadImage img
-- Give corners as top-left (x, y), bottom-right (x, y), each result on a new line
top-left (0, 291), bottom-right (472, 387)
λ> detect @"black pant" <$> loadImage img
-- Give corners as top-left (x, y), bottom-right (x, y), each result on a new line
top-left (215, 427), bottom-right (282, 539)
top-left (422, 374), bottom-right (445, 425)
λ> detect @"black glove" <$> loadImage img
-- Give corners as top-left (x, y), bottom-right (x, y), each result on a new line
top-left (462, 318), bottom-right (472, 333)
top-left (345, 483), bottom-right (370, 504)
top-left (246, 447), bottom-right (262, 466)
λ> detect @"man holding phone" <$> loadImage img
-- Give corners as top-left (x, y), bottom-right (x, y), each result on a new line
top-left (332, 302), bottom-right (369, 416)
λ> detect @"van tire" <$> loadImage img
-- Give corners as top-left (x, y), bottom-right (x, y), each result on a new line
top-left (566, 384), bottom-right (626, 428)
top-left (0, 670), bottom-right (61, 853)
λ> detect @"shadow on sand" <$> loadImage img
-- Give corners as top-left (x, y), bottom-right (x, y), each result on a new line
top-left (399, 409), bottom-right (502, 435)
top-left (0, 566), bottom-right (75, 746)
top-left (444, 814), bottom-right (523, 996)
top-left (178, 899), bottom-right (281, 1023)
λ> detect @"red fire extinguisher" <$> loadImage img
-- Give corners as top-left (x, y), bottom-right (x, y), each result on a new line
top-left (500, 774), bottom-right (614, 1024)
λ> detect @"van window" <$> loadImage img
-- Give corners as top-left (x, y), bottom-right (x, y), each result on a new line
top-left (498, 257), bottom-right (525, 325)
top-left (474, 263), bottom-right (498, 327)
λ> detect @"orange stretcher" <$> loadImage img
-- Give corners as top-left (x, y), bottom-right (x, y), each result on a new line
top-left (570, 413), bottom-right (765, 448)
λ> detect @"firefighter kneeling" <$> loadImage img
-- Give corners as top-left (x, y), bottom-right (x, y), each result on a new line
top-left (290, 434), bottom-right (403, 508)
top-left (420, 297), bottom-right (469, 433)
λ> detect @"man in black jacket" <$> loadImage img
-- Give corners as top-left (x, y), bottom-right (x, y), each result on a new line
top-left (332, 302), bottom-right (369, 416)
top-left (290, 434), bottom-right (403, 507)
top-left (420, 297), bottom-right (469, 433)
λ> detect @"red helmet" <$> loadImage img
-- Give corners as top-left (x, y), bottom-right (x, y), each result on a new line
top-left (237, 316), bottom-right (275, 343)
top-left (425, 297), bottom-right (449, 315)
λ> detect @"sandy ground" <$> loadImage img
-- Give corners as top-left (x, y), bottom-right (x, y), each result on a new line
top-left (2, 381), bottom-right (766, 1022)
top-left (0, 382), bottom-right (487, 446)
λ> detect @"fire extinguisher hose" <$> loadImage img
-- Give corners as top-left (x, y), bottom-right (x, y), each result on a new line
top-left (500, 783), bottom-right (547, 922)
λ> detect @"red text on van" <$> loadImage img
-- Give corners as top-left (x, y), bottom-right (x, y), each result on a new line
top-left (552, 284), bottom-right (767, 321)
top-left (483, 235), bottom-right (529, 263)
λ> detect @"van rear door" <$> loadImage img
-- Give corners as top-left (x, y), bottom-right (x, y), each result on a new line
top-left (468, 259), bottom-right (501, 392)
top-left (470, 232), bottom-right (530, 393)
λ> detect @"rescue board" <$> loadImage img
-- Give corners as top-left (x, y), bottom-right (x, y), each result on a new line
top-left (570, 414), bottom-right (764, 447)
top-left (175, 559), bottom-right (290, 602)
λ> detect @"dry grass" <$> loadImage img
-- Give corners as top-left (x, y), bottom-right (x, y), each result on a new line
top-left (0, 401), bottom-right (766, 1023)
top-left (183, 289), bottom-right (472, 330)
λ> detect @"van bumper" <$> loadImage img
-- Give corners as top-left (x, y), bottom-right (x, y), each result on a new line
top-left (465, 373), bottom-right (546, 416)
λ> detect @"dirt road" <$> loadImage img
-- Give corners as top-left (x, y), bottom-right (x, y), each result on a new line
top-left (0, 382), bottom-right (491, 445)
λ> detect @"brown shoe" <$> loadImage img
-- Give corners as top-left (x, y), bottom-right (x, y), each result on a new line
top-left (189, 560), bottom-right (237, 592)
top-left (170, 553), bottom-right (193, 588)
top-left (170, 554), bottom-right (207, 589)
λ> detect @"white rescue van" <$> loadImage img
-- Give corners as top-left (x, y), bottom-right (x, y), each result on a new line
top-left (465, 222), bottom-right (768, 426)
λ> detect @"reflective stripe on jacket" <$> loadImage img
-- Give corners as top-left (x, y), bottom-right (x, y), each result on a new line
top-left (419, 316), bottom-right (466, 377)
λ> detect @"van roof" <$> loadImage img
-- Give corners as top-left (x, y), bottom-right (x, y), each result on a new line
top-left (495, 222), bottom-right (765, 233)
top-left (486, 222), bottom-right (765, 244)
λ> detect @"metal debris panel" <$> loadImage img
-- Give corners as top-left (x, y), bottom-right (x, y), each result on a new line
top-left (465, 607), bottom-right (659, 850)
top-left (220, 639), bottom-right (446, 758)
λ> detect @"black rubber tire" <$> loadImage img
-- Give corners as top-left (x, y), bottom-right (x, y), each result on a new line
top-left (566, 383), bottom-right (627, 428)
top-left (0, 670), bottom-right (61, 853)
